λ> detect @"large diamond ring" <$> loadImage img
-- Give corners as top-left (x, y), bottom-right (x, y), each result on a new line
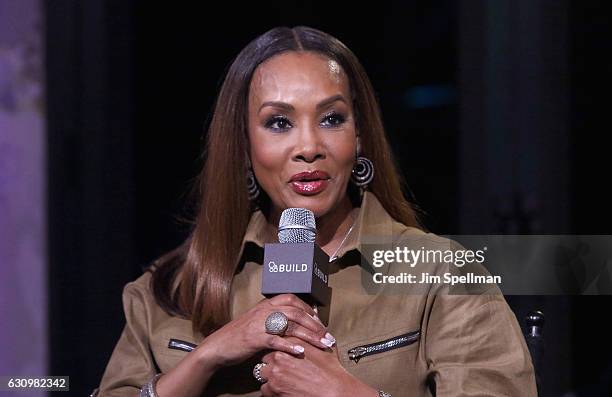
top-left (253, 362), bottom-right (267, 383)
top-left (265, 311), bottom-right (289, 335)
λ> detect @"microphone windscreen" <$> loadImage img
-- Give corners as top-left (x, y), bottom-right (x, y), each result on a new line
top-left (278, 208), bottom-right (316, 243)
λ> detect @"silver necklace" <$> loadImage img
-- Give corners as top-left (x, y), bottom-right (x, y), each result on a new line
top-left (329, 216), bottom-right (357, 262)
top-left (313, 214), bottom-right (356, 315)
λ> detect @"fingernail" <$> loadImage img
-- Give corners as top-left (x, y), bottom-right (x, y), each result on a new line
top-left (325, 332), bottom-right (336, 343)
top-left (293, 345), bottom-right (305, 353)
top-left (320, 337), bottom-right (334, 347)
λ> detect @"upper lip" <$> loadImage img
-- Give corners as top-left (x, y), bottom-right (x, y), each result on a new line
top-left (289, 170), bottom-right (331, 182)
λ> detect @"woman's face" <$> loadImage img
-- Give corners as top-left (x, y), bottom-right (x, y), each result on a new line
top-left (247, 51), bottom-right (358, 219)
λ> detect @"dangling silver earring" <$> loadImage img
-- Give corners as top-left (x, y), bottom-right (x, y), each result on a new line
top-left (246, 167), bottom-right (260, 201)
top-left (351, 156), bottom-right (374, 188)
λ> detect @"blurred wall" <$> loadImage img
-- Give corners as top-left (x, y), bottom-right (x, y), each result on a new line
top-left (0, 0), bottom-right (47, 392)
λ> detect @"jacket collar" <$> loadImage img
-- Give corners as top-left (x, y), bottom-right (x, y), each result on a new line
top-left (238, 191), bottom-right (400, 274)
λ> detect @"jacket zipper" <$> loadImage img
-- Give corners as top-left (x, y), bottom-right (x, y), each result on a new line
top-left (168, 338), bottom-right (197, 352)
top-left (347, 330), bottom-right (420, 363)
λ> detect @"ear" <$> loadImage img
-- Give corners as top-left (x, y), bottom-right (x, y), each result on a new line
top-left (355, 135), bottom-right (362, 157)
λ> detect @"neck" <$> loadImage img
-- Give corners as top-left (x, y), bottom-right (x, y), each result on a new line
top-left (315, 196), bottom-right (355, 256)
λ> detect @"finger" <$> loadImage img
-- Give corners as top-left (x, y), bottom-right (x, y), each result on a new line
top-left (285, 322), bottom-right (335, 349)
top-left (281, 307), bottom-right (327, 335)
top-left (259, 362), bottom-right (270, 385)
top-left (268, 294), bottom-right (316, 317)
top-left (260, 382), bottom-right (273, 396)
top-left (257, 362), bottom-right (270, 382)
top-left (264, 334), bottom-right (306, 356)
top-left (262, 349), bottom-right (294, 364)
top-left (259, 353), bottom-right (291, 394)
top-left (257, 364), bottom-right (271, 394)
top-left (272, 307), bottom-right (334, 348)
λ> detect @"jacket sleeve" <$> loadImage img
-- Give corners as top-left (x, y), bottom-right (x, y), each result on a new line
top-left (424, 293), bottom-right (538, 396)
top-left (95, 282), bottom-right (157, 396)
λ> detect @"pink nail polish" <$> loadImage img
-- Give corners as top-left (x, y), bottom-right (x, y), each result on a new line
top-left (325, 332), bottom-right (336, 343)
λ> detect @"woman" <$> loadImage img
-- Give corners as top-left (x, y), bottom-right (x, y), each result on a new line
top-left (95, 26), bottom-right (537, 396)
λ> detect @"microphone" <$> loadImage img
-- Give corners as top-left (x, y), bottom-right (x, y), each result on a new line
top-left (261, 208), bottom-right (332, 323)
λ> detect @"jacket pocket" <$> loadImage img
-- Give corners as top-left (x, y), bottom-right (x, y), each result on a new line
top-left (346, 329), bottom-right (420, 363)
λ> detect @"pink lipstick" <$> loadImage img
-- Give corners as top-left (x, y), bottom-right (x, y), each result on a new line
top-left (289, 170), bottom-right (330, 195)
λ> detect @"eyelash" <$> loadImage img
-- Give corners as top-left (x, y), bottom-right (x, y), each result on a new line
top-left (264, 111), bottom-right (347, 132)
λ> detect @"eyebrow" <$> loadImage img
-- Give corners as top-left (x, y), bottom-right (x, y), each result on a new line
top-left (258, 94), bottom-right (347, 113)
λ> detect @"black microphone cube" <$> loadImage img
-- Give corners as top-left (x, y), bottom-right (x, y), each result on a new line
top-left (261, 242), bottom-right (331, 308)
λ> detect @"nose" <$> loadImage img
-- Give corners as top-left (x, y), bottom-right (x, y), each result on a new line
top-left (292, 124), bottom-right (326, 163)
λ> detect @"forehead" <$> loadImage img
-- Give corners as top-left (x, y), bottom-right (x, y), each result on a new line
top-left (249, 51), bottom-right (351, 104)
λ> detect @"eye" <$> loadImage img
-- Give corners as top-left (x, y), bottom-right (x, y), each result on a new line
top-left (265, 115), bottom-right (292, 132)
top-left (320, 111), bottom-right (346, 128)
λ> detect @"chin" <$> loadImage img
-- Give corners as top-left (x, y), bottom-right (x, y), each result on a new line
top-left (285, 195), bottom-right (336, 218)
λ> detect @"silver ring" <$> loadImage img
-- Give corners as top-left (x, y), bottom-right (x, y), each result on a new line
top-left (265, 311), bottom-right (288, 336)
top-left (253, 362), bottom-right (267, 383)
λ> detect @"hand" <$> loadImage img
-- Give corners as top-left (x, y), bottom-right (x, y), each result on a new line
top-left (196, 294), bottom-right (334, 370)
top-left (258, 336), bottom-right (378, 397)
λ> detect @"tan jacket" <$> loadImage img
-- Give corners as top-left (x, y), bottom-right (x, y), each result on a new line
top-left (96, 192), bottom-right (537, 396)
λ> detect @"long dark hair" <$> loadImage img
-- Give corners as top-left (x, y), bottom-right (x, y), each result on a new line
top-left (150, 26), bottom-right (423, 337)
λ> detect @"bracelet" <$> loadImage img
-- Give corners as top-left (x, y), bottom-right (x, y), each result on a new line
top-left (378, 391), bottom-right (392, 397)
top-left (140, 373), bottom-right (163, 397)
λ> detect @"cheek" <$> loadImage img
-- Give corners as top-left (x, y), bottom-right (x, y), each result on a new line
top-left (248, 129), bottom-right (290, 192)
top-left (250, 136), bottom-right (284, 172)
top-left (330, 137), bottom-right (357, 174)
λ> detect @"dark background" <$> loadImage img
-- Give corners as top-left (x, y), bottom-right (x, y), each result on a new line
top-left (45, 1), bottom-right (611, 395)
